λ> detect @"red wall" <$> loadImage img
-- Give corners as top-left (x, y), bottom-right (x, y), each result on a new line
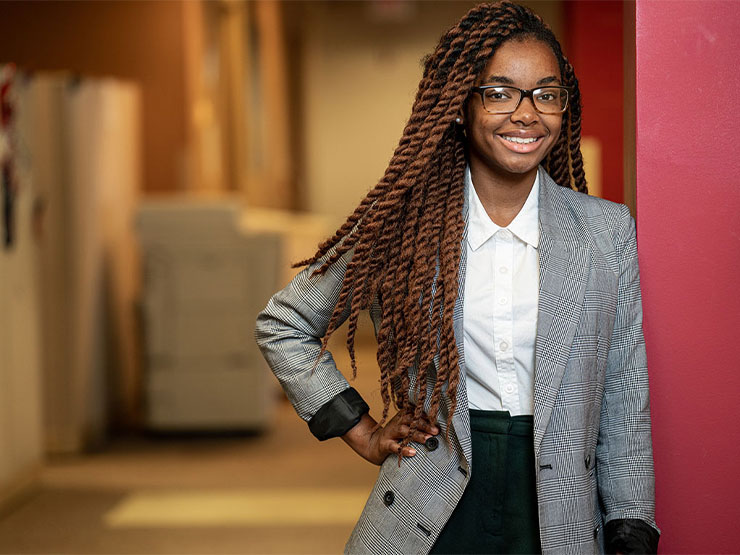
top-left (635, 1), bottom-right (740, 551)
top-left (564, 1), bottom-right (623, 203)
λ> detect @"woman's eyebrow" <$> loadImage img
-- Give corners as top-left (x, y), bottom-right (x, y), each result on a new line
top-left (480, 75), bottom-right (562, 85)
top-left (481, 74), bottom-right (514, 84)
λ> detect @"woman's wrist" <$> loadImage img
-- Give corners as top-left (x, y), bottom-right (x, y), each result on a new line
top-left (341, 413), bottom-right (382, 464)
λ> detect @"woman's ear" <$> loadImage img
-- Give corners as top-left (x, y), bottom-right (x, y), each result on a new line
top-left (454, 113), bottom-right (467, 138)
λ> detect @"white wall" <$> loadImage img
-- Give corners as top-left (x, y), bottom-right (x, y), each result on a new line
top-left (0, 91), bottom-right (44, 507)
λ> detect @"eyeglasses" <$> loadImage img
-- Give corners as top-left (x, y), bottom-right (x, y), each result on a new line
top-left (471, 85), bottom-right (570, 115)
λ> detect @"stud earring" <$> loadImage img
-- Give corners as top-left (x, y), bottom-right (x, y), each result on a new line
top-left (455, 117), bottom-right (463, 124)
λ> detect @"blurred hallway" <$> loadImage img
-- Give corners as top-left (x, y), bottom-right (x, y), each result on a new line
top-left (0, 336), bottom-right (383, 555)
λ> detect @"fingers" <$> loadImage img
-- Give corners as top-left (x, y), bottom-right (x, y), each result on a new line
top-left (392, 421), bottom-right (439, 439)
top-left (378, 417), bottom-right (441, 459)
top-left (381, 422), bottom-right (419, 457)
top-left (396, 424), bottom-right (431, 445)
top-left (417, 420), bottom-right (440, 436)
top-left (383, 438), bottom-right (416, 457)
top-left (406, 412), bottom-right (440, 436)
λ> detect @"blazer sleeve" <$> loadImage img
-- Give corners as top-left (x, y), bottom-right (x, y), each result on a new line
top-left (254, 247), bottom-right (369, 441)
top-left (596, 204), bottom-right (660, 551)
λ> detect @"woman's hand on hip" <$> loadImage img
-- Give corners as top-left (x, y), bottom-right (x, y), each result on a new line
top-left (342, 411), bottom-right (439, 465)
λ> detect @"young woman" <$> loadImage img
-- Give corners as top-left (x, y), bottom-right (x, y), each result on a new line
top-left (256, 2), bottom-right (659, 553)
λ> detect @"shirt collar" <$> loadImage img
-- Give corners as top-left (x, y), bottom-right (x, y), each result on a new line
top-left (465, 165), bottom-right (540, 251)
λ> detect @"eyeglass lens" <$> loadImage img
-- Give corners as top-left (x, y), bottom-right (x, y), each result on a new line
top-left (482, 87), bottom-right (567, 114)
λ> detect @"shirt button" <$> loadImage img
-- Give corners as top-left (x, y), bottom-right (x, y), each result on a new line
top-left (505, 384), bottom-right (515, 394)
top-left (498, 297), bottom-right (507, 305)
top-left (499, 266), bottom-right (508, 274)
top-left (500, 341), bottom-right (509, 351)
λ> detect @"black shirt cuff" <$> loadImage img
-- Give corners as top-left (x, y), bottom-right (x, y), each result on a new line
top-left (308, 387), bottom-right (370, 441)
top-left (605, 518), bottom-right (660, 554)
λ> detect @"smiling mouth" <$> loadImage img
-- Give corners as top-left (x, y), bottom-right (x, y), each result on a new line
top-left (497, 134), bottom-right (544, 153)
top-left (500, 136), bottom-right (540, 144)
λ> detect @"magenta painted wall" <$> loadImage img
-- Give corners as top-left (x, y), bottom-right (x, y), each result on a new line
top-left (635, 1), bottom-right (740, 552)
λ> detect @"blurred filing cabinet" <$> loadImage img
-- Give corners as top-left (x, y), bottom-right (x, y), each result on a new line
top-left (137, 198), bottom-right (280, 431)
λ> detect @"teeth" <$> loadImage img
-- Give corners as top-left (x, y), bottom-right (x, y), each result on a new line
top-left (501, 136), bottom-right (539, 144)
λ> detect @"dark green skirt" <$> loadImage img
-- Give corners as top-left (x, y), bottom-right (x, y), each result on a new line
top-left (431, 410), bottom-right (541, 554)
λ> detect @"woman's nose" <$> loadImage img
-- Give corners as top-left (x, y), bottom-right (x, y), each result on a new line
top-left (510, 97), bottom-right (539, 125)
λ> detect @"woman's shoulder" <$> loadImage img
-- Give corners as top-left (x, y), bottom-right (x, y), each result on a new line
top-left (540, 172), bottom-right (634, 264)
top-left (545, 176), bottom-right (632, 238)
top-left (557, 182), bottom-right (630, 223)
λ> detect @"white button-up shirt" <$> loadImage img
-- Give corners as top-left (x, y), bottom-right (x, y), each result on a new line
top-left (463, 167), bottom-right (539, 415)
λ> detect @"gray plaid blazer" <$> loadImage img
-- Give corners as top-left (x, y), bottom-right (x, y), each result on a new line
top-left (255, 167), bottom-right (658, 554)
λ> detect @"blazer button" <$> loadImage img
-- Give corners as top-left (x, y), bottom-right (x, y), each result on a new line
top-left (383, 491), bottom-right (395, 506)
top-left (585, 455), bottom-right (592, 469)
top-left (425, 436), bottom-right (439, 451)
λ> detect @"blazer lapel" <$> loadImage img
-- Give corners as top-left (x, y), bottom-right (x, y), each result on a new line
top-left (533, 168), bottom-right (592, 458)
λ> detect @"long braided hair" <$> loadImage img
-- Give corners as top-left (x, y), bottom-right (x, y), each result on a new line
top-left (298, 1), bottom-right (587, 448)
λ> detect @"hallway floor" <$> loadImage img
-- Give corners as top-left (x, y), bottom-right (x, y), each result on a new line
top-left (0, 338), bottom-right (386, 554)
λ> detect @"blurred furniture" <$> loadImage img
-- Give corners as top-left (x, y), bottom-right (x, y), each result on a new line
top-left (137, 197), bottom-right (280, 431)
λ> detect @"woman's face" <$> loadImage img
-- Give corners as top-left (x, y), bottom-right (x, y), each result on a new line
top-left (464, 38), bottom-right (563, 181)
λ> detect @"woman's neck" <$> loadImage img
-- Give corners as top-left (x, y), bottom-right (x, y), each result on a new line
top-left (469, 163), bottom-right (538, 228)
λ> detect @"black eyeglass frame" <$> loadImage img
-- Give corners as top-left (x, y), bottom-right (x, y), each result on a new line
top-left (471, 85), bottom-right (570, 115)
